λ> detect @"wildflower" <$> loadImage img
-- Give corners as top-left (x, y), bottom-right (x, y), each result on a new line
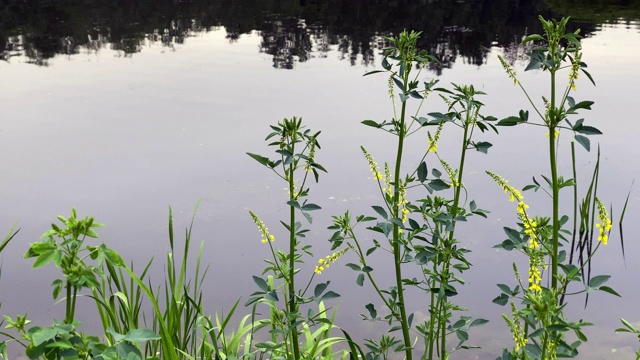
top-left (441, 160), bottom-right (460, 187)
top-left (427, 122), bottom-right (444, 153)
top-left (528, 265), bottom-right (542, 292)
top-left (401, 208), bottom-right (409, 223)
top-left (544, 129), bottom-right (560, 139)
top-left (382, 163), bottom-right (393, 197)
top-left (523, 216), bottom-right (537, 239)
top-left (387, 76), bottom-right (395, 99)
top-left (498, 55), bottom-right (519, 86)
top-left (502, 302), bottom-right (527, 351)
top-left (595, 198), bottom-right (612, 245)
top-left (314, 248), bottom-right (349, 274)
top-left (568, 52), bottom-right (582, 91)
top-left (303, 141), bottom-right (316, 173)
top-left (249, 211), bottom-right (275, 244)
top-left (486, 171), bottom-right (523, 202)
top-left (361, 146), bottom-right (382, 181)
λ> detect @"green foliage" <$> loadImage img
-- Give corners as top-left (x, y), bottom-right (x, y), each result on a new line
top-left (329, 30), bottom-right (493, 360)
top-left (0, 210), bottom-right (160, 360)
top-left (491, 16), bottom-right (624, 359)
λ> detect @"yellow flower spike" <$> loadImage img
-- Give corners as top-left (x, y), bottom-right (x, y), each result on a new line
top-left (249, 211), bottom-right (275, 244)
top-left (487, 171), bottom-right (523, 203)
top-left (314, 248), bottom-right (349, 275)
top-left (595, 198), bottom-right (612, 245)
top-left (427, 122), bottom-right (444, 153)
top-left (361, 146), bottom-right (382, 182)
top-left (498, 55), bottom-right (519, 86)
top-left (303, 141), bottom-right (316, 172)
top-left (568, 52), bottom-right (582, 91)
top-left (440, 160), bottom-right (460, 187)
top-left (401, 208), bottom-right (409, 223)
top-left (528, 266), bottom-right (542, 292)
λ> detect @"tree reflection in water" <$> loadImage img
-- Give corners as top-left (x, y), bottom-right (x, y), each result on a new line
top-left (0, 0), bottom-right (638, 69)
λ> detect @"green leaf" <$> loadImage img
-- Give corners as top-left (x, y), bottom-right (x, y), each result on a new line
top-left (301, 203), bottom-right (321, 211)
top-left (574, 135), bottom-right (590, 151)
top-left (123, 329), bottom-right (161, 342)
top-left (428, 179), bottom-right (450, 191)
top-left (492, 293), bottom-right (509, 306)
top-left (31, 327), bottom-right (58, 347)
top-left (497, 284), bottom-right (513, 295)
top-left (319, 291), bottom-right (340, 302)
top-left (392, 77), bottom-right (405, 92)
top-left (568, 100), bottom-right (594, 112)
top-left (314, 282), bottom-right (328, 298)
top-left (371, 206), bottom-right (388, 220)
top-left (52, 279), bottom-right (63, 299)
top-left (252, 276), bottom-right (269, 292)
top-left (522, 34), bottom-right (544, 44)
top-left (356, 274), bottom-right (365, 286)
top-left (345, 263), bottom-right (362, 271)
top-left (470, 319), bottom-right (489, 327)
top-left (361, 120), bottom-right (383, 128)
top-left (365, 303), bottom-right (377, 319)
top-left (576, 125), bottom-right (602, 135)
top-left (363, 70), bottom-right (385, 76)
top-left (409, 90), bottom-right (423, 99)
top-left (497, 116), bottom-right (522, 126)
top-left (474, 141), bottom-right (492, 154)
top-left (588, 275), bottom-right (610, 288)
top-left (417, 162), bottom-right (428, 183)
top-left (455, 330), bottom-right (469, 342)
top-left (104, 248), bottom-right (125, 267)
top-left (246, 152), bottom-right (271, 167)
top-left (265, 291), bottom-right (279, 302)
top-left (33, 249), bottom-right (59, 268)
top-left (598, 285), bottom-right (621, 297)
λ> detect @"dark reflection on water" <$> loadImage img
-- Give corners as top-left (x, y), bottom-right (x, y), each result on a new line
top-left (1, 0), bottom-right (639, 69)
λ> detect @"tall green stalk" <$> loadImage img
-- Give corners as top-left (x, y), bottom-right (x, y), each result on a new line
top-left (287, 159), bottom-right (301, 360)
top-left (392, 64), bottom-right (412, 360)
top-left (549, 71), bottom-right (560, 293)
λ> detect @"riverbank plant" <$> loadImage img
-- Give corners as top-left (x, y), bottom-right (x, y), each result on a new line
top-left (325, 30), bottom-right (494, 359)
top-left (0, 209), bottom-right (160, 360)
top-left (490, 16), bottom-right (622, 359)
top-left (247, 116), bottom-right (352, 359)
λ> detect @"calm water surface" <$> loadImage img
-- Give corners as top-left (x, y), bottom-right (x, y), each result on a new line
top-left (1, 6), bottom-right (640, 359)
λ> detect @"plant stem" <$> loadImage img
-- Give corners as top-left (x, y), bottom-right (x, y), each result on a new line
top-left (287, 162), bottom-right (300, 360)
top-left (549, 72), bottom-right (560, 294)
top-left (393, 70), bottom-right (412, 360)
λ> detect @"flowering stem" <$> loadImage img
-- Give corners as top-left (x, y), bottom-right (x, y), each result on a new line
top-left (549, 71), bottom-right (560, 294)
top-left (393, 68), bottom-right (413, 360)
top-left (287, 155), bottom-right (300, 360)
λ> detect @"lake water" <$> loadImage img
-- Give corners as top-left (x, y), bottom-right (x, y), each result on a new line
top-left (1, 2), bottom-right (640, 359)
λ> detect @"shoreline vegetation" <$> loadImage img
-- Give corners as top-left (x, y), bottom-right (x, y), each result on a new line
top-left (1, 16), bottom-right (637, 360)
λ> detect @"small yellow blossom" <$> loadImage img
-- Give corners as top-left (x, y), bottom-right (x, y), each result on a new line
top-left (362, 146), bottom-right (382, 182)
top-left (382, 163), bottom-right (393, 197)
top-left (595, 198), bottom-right (612, 245)
top-left (303, 141), bottom-right (316, 172)
top-left (427, 123), bottom-right (444, 153)
top-left (315, 248), bottom-right (349, 275)
top-left (401, 208), bottom-right (409, 223)
top-left (568, 52), bottom-right (582, 91)
top-left (486, 171), bottom-right (523, 202)
top-left (441, 160), bottom-right (460, 187)
top-left (545, 129), bottom-right (560, 139)
top-left (249, 211), bottom-right (275, 244)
